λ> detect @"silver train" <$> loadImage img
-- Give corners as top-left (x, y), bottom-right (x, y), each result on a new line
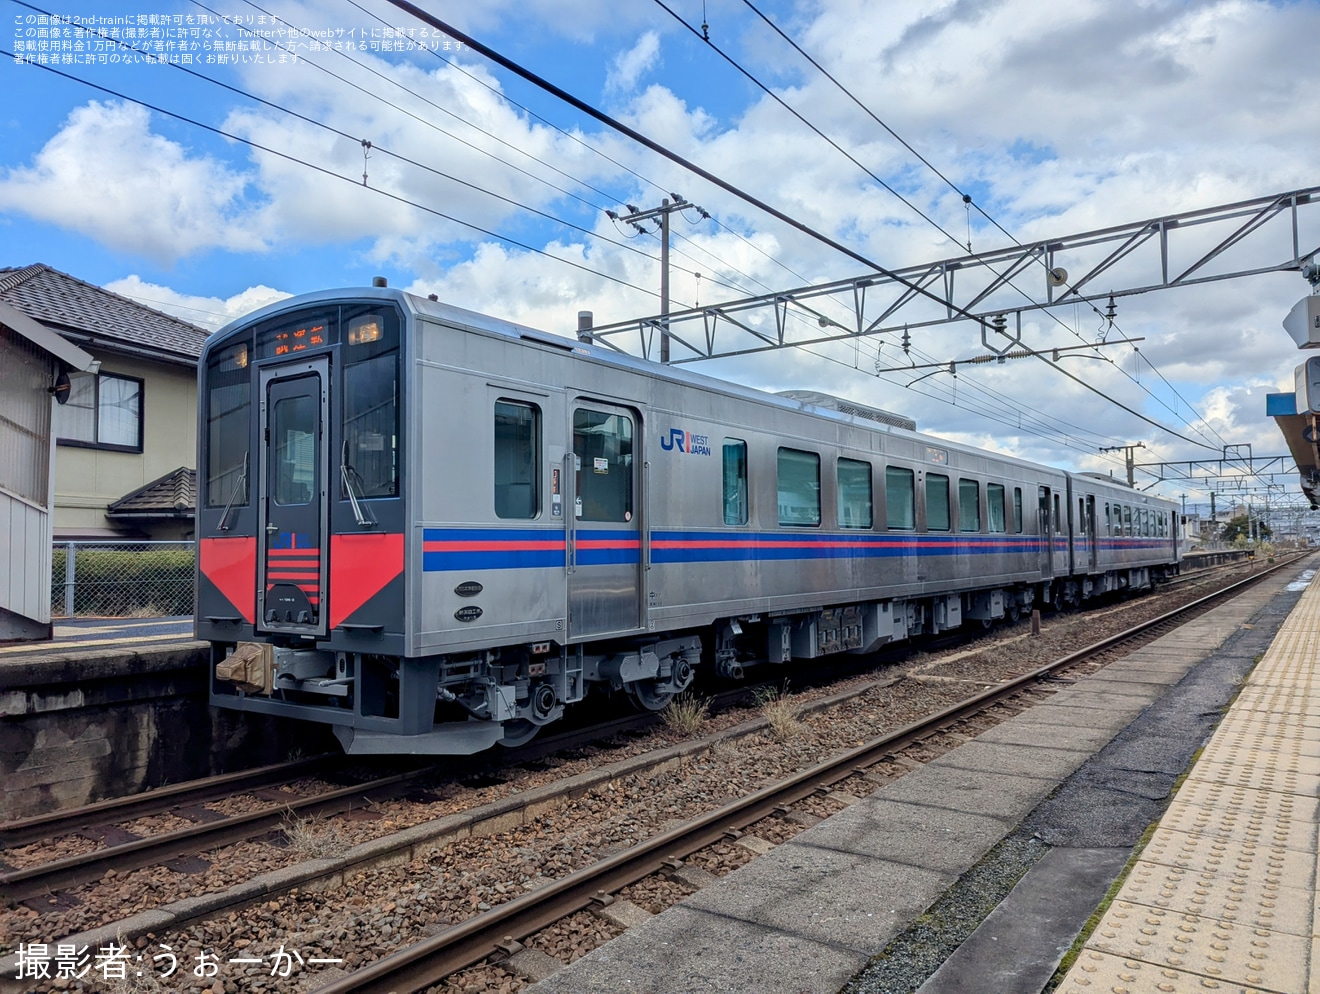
top-left (196, 286), bottom-right (1182, 754)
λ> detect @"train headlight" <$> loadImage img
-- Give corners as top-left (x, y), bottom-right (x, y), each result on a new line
top-left (348, 314), bottom-right (383, 346)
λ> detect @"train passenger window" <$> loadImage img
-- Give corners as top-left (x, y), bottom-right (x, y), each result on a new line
top-left (206, 343), bottom-right (251, 508)
top-left (958, 479), bottom-right (980, 532)
top-left (886, 467), bottom-right (915, 529)
top-left (1013, 487), bottom-right (1023, 533)
top-left (1104, 503), bottom-right (1112, 535)
top-left (987, 484), bottom-right (1006, 533)
top-left (1054, 494), bottom-right (1063, 534)
top-left (777, 448), bottom-right (821, 527)
top-left (342, 351), bottom-right (398, 498)
top-left (574, 408), bottom-right (633, 522)
top-left (1123, 506), bottom-right (1132, 536)
top-left (926, 474), bottom-right (950, 531)
top-left (838, 458), bottom-right (872, 529)
top-left (723, 439), bottom-right (748, 525)
top-left (494, 401), bottom-right (539, 519)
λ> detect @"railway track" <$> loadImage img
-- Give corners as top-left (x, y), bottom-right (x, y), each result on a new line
top-left (307, 555), bottom-right (1304, 994)
top-left (0, 554), bottom-right (1291, 977)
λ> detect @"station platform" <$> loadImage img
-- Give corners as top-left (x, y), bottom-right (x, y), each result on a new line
top-left (526, 559), bottom-right (1320, 994)
top-left (1055, 565), bottom-right (1320, 993)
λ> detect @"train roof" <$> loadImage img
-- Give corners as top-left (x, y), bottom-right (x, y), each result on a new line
top-left (205, 286), bottom-right (1173, 501)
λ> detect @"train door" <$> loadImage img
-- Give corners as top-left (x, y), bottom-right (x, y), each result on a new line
top-left (566, 402), bottom-right (643, 639)
top-left (1037, 486), bottom-right (1054, 578)
top-left (1084, 496), bottom-right (1098, 571)
top-left (257, 358), bottom-right (329, 637)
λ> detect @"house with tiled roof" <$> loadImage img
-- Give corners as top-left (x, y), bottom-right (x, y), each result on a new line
top-left (0, 264), bottom-right (208, 541)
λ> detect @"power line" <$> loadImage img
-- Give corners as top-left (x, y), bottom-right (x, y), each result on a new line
top-left (375, 0), bottom-right (1026, 330)
top-left (727, 1), bottom-right (1233, 453)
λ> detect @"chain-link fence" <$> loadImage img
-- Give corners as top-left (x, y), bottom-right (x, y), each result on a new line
top-left (51, 541), bottom-right (195, 618)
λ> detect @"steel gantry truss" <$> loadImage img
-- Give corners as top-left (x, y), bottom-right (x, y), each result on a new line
top-left (586, 186), bottom-right (1320, 363)
top-left (1134, 452), bottom-right (1300, 489)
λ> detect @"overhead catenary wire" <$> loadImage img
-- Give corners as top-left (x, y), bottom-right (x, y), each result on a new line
top-left (721, 1), bottom-right (1233, 456)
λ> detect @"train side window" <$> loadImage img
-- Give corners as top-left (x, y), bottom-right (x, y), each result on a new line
top-left (987, 484), bottom-right (1006, 533)
top-left (1123, 505), bottom-right (1132, 536)
top-left (838, 458), bottom-right (873, 529)
top-left (494, 401), bottom-right (539, 519)
top-left (958, 479), bottom-right (980, 532)
top-left (1054, 494), bottom-right (1063, 534)
top-left (886, 467), bottom-right (915, 530)
top-left (1105, 502), bottom-right (1112, 535)
top-left (723, 438), bottom-right (748, 525)
top-left (1013, 487), bottom-right (1023, 534)
top-left (926, 474), bottom-right (950, 531)
top-left (777, 447), bottom-right (821, 527)
top-left (574, 408), bottom-right (634, 522)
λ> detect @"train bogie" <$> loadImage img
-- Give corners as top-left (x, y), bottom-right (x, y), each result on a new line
top-left (196, 287), bottom-right (1181, 754)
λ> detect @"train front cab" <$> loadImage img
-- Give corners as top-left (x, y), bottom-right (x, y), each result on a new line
top-left (198, 295), bottom-right (419, 744)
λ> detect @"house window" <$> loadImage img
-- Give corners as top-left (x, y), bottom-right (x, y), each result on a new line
top-left (56, 372), bottom-right (143, 452)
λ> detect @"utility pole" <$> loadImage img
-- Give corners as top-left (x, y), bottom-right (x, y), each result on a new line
top-left (1099, 442), bottom-right (1146, 487)
top-left (613, 195), bottom-right (706, 363)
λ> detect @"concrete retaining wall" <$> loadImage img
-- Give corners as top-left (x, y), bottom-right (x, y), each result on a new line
top-left (0, 644), bottom-right (337, 820)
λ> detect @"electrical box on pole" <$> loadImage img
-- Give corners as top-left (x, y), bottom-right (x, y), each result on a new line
top-left (1284, 296), bottom-right (1320, 348)
top-left (1295, 355), bottom-right (1320, 413)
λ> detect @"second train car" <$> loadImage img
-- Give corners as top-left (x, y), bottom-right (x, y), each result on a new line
top-left (196, 286), bottom-right (1181, 754)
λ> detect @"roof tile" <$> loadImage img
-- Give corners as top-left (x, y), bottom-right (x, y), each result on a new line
top-left (0, 263), bottom-right (209, 362)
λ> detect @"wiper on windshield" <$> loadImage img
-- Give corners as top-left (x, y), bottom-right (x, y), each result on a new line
top-left (217, 452), bottom-right (248, 531)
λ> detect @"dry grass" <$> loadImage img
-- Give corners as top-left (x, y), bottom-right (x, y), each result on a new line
top-left (661, 692), bottom-right (710, 735)
top-left (755, 685), bottom-right (804, 742)
top-left (280, 813), bottom-right (346, 860)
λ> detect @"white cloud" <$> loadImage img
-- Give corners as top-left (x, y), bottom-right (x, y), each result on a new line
top-left (104, 276), bottom-right (292, 332)
top-left (0, 101), bottom-right (264, 264)
top-left (606, 32), bottom-right (662, 95)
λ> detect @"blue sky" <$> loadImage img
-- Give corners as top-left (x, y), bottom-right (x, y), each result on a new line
top-left (3, 0), bottom-right (1319, 509)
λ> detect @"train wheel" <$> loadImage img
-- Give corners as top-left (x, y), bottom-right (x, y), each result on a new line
top-left (627, 681), bottom-right (674, 712)
top-left (497, 719), bottom-right (540, 748)
top-left (1008, 604), bottom-right (1022, 624)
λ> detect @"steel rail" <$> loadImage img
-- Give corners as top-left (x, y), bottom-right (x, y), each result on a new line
top-left (0, 756), bottom-right (338, 849)
top-left (311, 555), bottom-right (1306, 994)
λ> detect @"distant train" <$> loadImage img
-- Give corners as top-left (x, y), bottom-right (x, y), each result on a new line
top-left (195, 286), bottom-right (1182, 754)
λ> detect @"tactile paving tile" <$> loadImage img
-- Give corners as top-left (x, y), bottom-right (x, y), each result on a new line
top-left (1184, 756), bottom-right (1320, 795)
top-left (1127, 827), bottom-right (1313, 935)
top-left (1082, 901), bottom-right (1308, 991)
top-left (1057, 946), bottom-right (1276, 993)
top-left (1158, 792), bottom-right (1317, 849)
top-left (1118, 852), bottom-right (1312, 934)
top-left (1056, 570), bottom-right (1320, 994)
